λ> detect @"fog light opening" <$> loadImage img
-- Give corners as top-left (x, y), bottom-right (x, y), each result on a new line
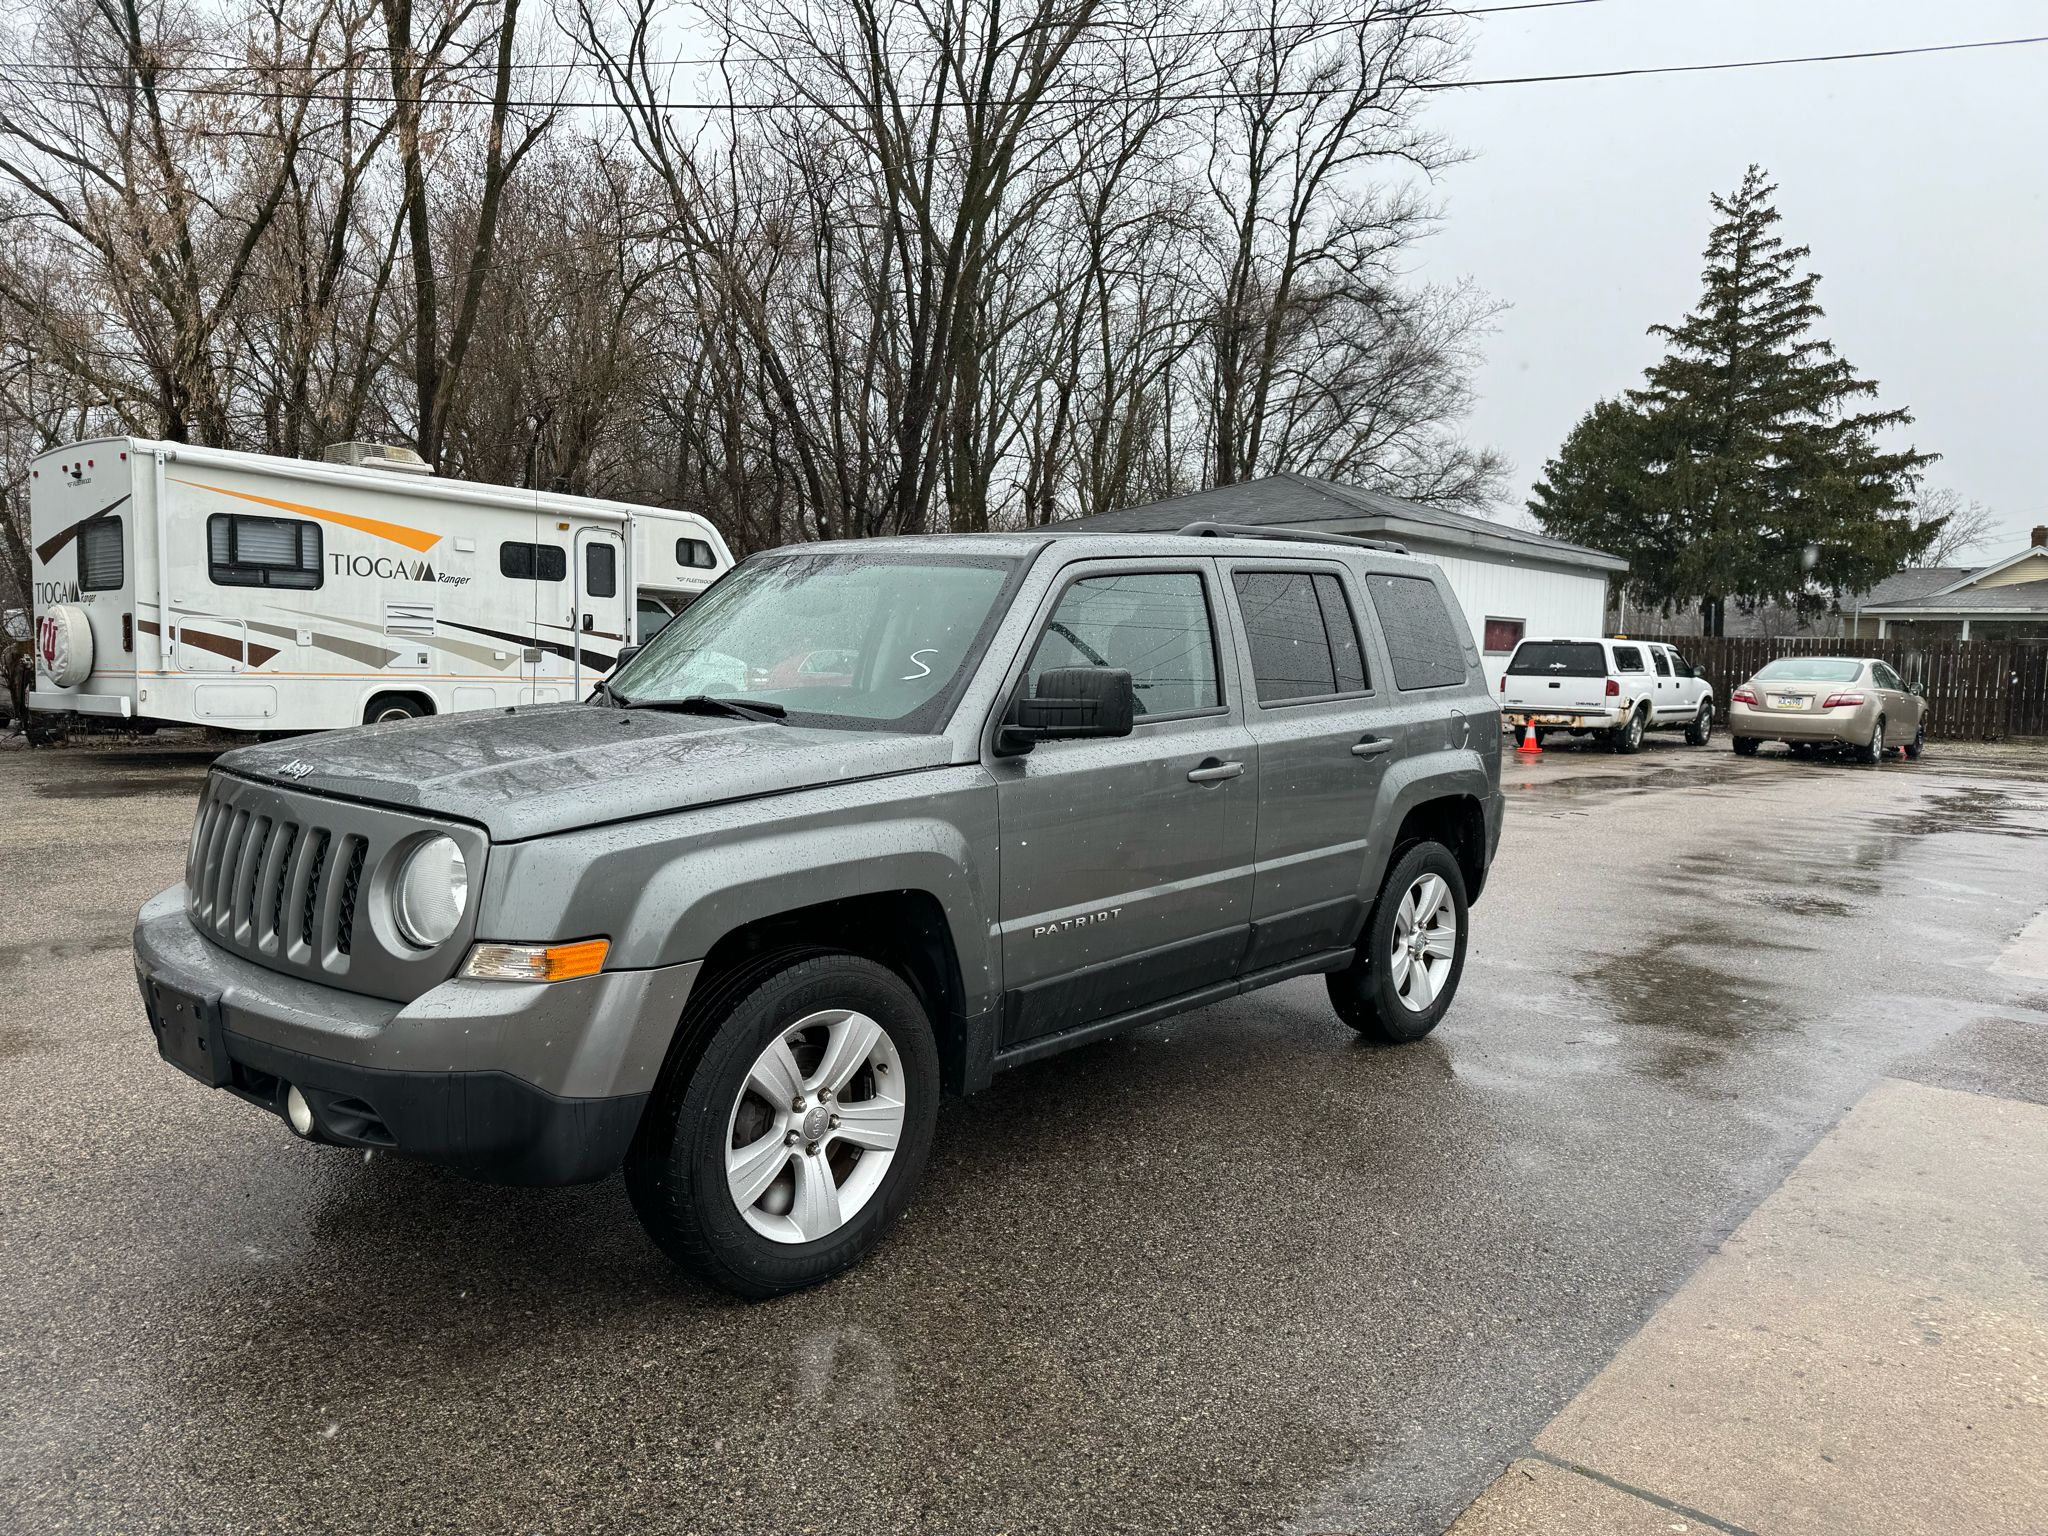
top-left (285, 1084), bottom-right (317, 1139)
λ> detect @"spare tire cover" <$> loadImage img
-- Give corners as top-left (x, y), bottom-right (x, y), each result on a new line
top-left (37, 604), bottom-right (95, 687)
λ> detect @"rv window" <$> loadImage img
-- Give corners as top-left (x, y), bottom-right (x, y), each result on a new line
top-left (79, 517), bottom-right (124, 591)
top-left (501, 542), bottom-right (566, 582)
top-left (586, 542), bottom-right (618, 598)
top-left (207, 514), bottom-right (320, 589)
top-left (677, 537), bottom-right (719, 570)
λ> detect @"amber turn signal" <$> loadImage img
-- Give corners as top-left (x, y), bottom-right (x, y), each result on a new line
top-left (460, 938), bottom-right (610, 982)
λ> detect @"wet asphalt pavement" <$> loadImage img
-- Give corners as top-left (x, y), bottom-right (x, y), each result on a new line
top-left (3, 732), bottom-right (2048, 1536)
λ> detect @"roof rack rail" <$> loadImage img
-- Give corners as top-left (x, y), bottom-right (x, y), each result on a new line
top-left (1175, 520), bottom-right (1408, 556)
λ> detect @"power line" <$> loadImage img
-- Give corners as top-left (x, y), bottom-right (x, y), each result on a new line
top-left (1454, 29), bottom-right (2048, 87)
top-left (0, 29), bottom-right (2042, 113)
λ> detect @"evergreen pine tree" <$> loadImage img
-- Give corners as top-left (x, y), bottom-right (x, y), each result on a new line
top-left (1532, 166), bottom-right (1938, 633)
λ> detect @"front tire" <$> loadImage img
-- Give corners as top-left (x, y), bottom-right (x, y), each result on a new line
top-left (626, 953), bottom-right (940, 1298)
top-left (1327, 842), bottom-right (1469, 1044)
top-left (1905, 720), bottom-right (1926, 760)
top-left (1685, 700), bottom-right (1713, 746)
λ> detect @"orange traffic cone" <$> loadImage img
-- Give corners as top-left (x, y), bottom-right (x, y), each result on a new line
top-left (1515, 720), bottom-right (1542, 755)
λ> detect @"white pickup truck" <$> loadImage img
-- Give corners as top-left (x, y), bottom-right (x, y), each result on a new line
top-left (1499, 637), bottom-right (1715, 753)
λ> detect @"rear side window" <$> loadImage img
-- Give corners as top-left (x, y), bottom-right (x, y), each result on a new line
top-left (79, 516), bottom-right (125, 591)
top-left (1507, 641), bottom-right (1605, 677)
top-left (208, 514), bottom-right (320, 589)
top-left (677, 537), bottom-right (719, 570)
top-left (1027, 572), bottom-right (1219, 715)
top-left (1652, 648), bottom-right (1672, 677)
top-left (586, 541), bottom-right (618, 598)
top-left (1364, 573), bottom-right (1467, 691)
top-left (1233, 570), bottom-right (1370, 703)
top-left (501, 541), bottom-right (566, 582)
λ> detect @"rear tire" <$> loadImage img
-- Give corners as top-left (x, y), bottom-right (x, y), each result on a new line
top-left (1732, 736), bottom-right (1759, 757)
top-left (1684, 700), bottom-right (1713, 746)
top-left (1857, 715), bottom-right (1887, 765)
top-left (626, 953), bottom-right (939, 1298)
top-left (1607, 706), bottom-right (1647, 754)
top-left (1327, 842), bottom-right (1469, 1044)
top-left (363, 694), bottom-right (428, 725)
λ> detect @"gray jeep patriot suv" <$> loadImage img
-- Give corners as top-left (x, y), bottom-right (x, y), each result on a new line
top-left (135, 525), bottom-right (1503, 1296)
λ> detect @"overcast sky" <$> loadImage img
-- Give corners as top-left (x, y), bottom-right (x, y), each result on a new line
top-left (1412, 0), bottom-right (2046, 560)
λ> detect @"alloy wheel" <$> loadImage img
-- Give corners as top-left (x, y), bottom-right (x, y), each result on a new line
top-left (726, 1009), bottom-right (906, 1244)
top-left (1389, 873), bottom-right (1458, 1013)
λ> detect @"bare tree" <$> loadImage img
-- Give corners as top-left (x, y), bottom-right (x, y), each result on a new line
top-left (1911, 486), bottom-right (2000, 567)
top-left (0, 0), bottom-right (328, 443)
top-left (1192, 0), bottom-right (1494, 504)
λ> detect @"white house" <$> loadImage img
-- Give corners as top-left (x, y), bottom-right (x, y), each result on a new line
top-left (1060, 473), bottom-right (1627, 686)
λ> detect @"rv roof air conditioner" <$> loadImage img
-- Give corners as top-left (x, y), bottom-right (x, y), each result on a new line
top-left (323, 441), bottom-right (432, 476)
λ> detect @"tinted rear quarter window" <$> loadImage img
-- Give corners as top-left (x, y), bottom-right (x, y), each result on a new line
top-left (1613, 645), bottom-right (1646, 674)
top-left (1365, 573), bottom-right (1467, 691)
top-left (1507, 641), bottom-right (1606, 676)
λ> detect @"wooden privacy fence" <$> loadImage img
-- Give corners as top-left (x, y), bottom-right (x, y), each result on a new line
top-left (1624, 634), bottom-right (2048, 742)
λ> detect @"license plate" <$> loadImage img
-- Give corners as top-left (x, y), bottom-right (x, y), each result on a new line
top-left (1770, 695), bottom-right (1807, 710)
top-left (145, 976), bottom-right (230, 1087)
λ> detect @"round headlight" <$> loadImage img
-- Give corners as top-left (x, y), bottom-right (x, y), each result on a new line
top-left (395, 836), bottom-right (468, 949)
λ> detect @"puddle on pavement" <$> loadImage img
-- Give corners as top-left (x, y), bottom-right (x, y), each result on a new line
top-left (1748, 891), bottom-right (1858, 919)
top-left (1875, 785), bottom-right (2048, 841)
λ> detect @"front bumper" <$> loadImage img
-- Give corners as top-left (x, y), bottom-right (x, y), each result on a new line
top-left (1729, 702), bottom-right (1875, 744)
top-left (134, 886), bottom-right (699, 1185)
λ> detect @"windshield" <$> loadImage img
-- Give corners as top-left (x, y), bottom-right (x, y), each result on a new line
top-left (1754, 658), bottom-right (1865, 683)
top-left (608, 549), bottom-right (1019, 731)
top-left (1507, 641), bottom-right (1606, 676)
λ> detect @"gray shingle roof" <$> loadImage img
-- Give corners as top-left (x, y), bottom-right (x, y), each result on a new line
top-left (1866, 577), bottom-right (2048, 614)
top-left (1851, 567), bottom-right (1975, 606)
top-left (1057, 474), bottom-right (1627, 573)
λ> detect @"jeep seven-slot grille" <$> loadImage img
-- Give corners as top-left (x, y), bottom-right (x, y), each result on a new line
top-left (186, 785), bottom-right (366, 975)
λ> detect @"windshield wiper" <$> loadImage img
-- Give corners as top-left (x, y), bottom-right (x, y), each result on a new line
top-left (625, 694), bottom-right (787, 722)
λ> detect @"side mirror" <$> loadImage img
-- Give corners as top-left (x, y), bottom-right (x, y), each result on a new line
top-left (997, 667), bottom-right (1135, 755)
top-left (609, 644), bottom-right (642, 674)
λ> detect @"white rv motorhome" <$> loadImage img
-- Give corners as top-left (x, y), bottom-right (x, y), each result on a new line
top-left (27, 438), bottom-right (732, 732)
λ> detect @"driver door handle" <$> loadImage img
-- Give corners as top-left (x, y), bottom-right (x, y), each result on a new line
top-left (1352, 737), bottom-right (1393, 758)
top-left (1186, 759), bottom-right (1244, 784)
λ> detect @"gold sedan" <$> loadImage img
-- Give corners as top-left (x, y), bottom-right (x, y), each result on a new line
top-left (1730, 657), bottom-right (1928, 762)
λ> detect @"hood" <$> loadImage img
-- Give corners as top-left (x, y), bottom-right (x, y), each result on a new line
top-left (218, 704), bottom-right (956, 840)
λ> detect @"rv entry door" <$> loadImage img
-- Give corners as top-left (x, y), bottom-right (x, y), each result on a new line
top-left (573, 525), bottom-right (627, 694)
